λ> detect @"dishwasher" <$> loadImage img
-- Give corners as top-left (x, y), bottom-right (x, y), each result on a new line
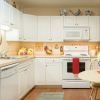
top-left (0, 63), bottom-right (19, 100)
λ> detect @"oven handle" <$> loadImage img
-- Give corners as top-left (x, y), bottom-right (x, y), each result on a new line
top-left (63, 59), bottom-right (70, 60)
top-left (63, 58), bottom-right (90, 61)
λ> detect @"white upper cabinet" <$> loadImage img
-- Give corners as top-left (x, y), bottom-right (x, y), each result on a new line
top-left (37, 16), bottom-right (51, 41)
top-left (0, 1), bottom-right (10, 26)
top-left (89, 16), bottom-right (100, 42)
top-left (10, 6), bottom-right (16, 27)
top-left (6, 10), bottom-right (22, 41)
top-left (19, 12), bottom-right (23, 41)
top-left (51, 16), bottom-right (63, 42)
top-left (64, 16), bottom-right (89, 26)
top-left (22, 14), bottom-right (37, 41)
top-left (6, 28), bottom-right (20, 41)
top-left (37, 16), bottom-right (64, 42)
top-left (76, 16), bottom-right (89, 26)
top-left (64, 16), bottom-right (75, 26)
top-left (10, 6), bottom-right (20, 28)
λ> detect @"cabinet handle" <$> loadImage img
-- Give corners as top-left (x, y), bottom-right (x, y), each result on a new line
top-left (49, 38), bottom-right (52, 40)
top-left (10, 23), bottom-right (14, 26)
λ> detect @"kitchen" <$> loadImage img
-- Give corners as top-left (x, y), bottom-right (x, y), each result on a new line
top-left (0, 0), bottom-right (100, 100)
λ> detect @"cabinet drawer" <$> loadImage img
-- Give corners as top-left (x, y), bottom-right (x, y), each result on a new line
top-left (18, 60), bottom-right (32, 69)
top-left (45, 58), bottom-right (63, 63)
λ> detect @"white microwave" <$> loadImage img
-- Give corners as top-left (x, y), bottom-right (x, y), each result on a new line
top-left (63, 27), bottom-right (90, 41)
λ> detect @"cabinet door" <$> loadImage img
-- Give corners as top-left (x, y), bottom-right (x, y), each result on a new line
top-left (0, 1), bottom-right (10, 26)
top-left (76, 16), bottom-right (89, 26)
top-left (34, 59), bottom-right (46, 85)
top-left (64, 16), bottom-right (88, 27)
top-left (27, 61), bottom-right (34, 91)
top-left (18, 68), bottom-right (28, 99)
top-left (0, 0), bottom-right (3, 24)
top-left (64, 16), bottom-right (75, 26)
top-left (0, 72), bottom-right (18, 100)
top-left (46, 62), bottom-right (62, 85)
top-left (32, 16), bottom-right (38, 41)
top-left (6, 28), bottom-right (20, 41)
top-left (89, 16), bottom-right (100, 41)
top-left (10, 6), bottom-right (17, 28)
top-left (37, 16), bottom-right (51, 41)
top-left (19, 12), bottom-right (23, 41)
top-left (23, 14), bottom-right (34, 41)
top-left (51, 16), bottom-right (63, 41)
top-left (31, 60), bottom-right (35, 87)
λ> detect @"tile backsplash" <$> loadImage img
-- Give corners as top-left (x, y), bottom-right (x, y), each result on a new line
top-left (7, 41), bottom-right (100, 56)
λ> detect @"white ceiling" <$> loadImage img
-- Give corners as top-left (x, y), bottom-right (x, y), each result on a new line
top-left (15, 0), bottom-right (100, 7)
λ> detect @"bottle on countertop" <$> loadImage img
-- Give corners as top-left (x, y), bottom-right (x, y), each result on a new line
top-left (60, 46), bottom-right (64, 55)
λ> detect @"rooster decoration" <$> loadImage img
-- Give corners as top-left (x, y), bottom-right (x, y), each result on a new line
top-left (69, 9), bottom-right (81, 16)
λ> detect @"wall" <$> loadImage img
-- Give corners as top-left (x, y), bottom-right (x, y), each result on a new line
top-left (21, 42), bottom-right (100, 56)
top-left (7, 41), bottom-right (100, 56)
top-left (7, 41), bottom-right (21, 56)
top-left (23, 7), bottom-right (100, 16)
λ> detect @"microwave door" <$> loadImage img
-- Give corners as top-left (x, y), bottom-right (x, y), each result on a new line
top-left (64, 29), bottom-right (82, 40)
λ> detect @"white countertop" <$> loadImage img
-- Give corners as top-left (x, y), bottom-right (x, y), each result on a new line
top-left (0, 56), bottom-right (34, 68)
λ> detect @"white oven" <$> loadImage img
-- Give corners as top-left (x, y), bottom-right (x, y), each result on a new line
top-left (62, 46), bottom-right (91, 88)
top-left (62, 58), bottom-right (90, 80)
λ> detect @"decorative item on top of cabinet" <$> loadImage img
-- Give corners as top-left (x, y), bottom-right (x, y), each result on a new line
top-left (85, 10), bottom-right (93, 16)
top-left (59, 8), bottom-right (67, 16)
top-left (69, 9), bottom-right (81, 16)
top-left (12, 1), bottom-right (16, 8)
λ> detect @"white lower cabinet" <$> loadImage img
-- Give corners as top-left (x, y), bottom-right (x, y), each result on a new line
top-left (35, 58), bottom-right (46, 85)
top-left (35, 58), bottom-right (62, 85)
top-left (46, 62), bottom-right (62, 85)
top-left (18, 59), bottom-right (34, 99)
top-left (0, 63), bottom-right (19, 100)
top-left (27, 60), bottom-right (35, 91)
top-left (0, 59), bottom-right (34, 100)
top-left (18, 66), bottom-right (28, 99)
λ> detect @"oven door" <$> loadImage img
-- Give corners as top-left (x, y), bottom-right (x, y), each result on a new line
top-left (62, 58), bottom-right (90, 80)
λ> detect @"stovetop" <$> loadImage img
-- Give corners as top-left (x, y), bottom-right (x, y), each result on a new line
top-left (64, 54), bottom-right (90, 58)
top-left (63, 46), bottom-right (90, 58)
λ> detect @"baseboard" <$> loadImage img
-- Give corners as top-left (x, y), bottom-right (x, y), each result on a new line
top-left (35, 85), bottom-right (62, 89)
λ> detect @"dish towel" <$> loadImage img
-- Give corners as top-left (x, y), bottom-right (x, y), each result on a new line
top-left (72, 58), bottom-right (80, 74)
